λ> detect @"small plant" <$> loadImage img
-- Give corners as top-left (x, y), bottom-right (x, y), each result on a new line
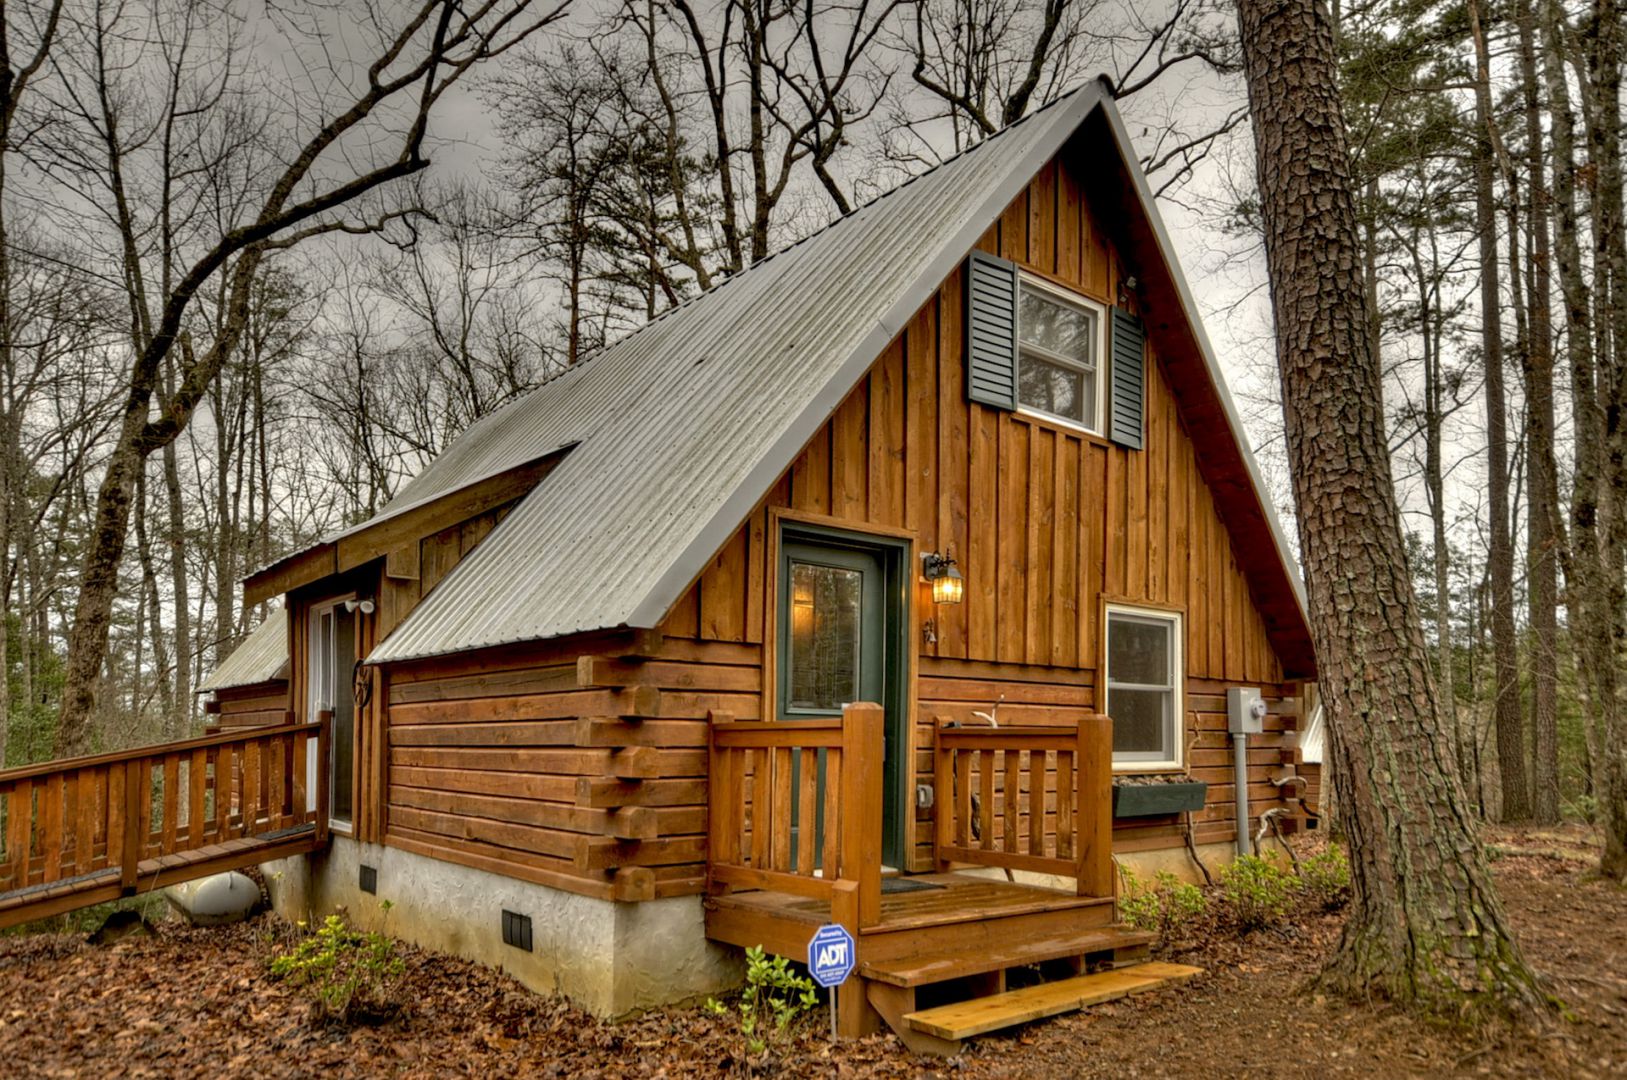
top-left (270, 902), bottom-right (405, 1024)
top-left (1219, 854), bottom-right (1296, 931)
top-left (1119, 867), bottom-right (1208, 947)
top-left (706, 945), bottom-right (819, 1059)
top-left (1297, 844), bottom-right (1351, 910)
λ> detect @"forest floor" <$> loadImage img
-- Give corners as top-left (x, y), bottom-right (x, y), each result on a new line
top-left (1, 824), bottom-right (1622, 1078)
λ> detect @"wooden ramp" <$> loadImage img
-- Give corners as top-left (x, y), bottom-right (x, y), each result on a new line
top-left (0, 721), bottom-right (328, 929)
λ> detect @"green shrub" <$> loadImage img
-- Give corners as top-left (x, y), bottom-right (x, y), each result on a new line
top-left (270, 903), bottom-right (405, 1024)
top-left (706, 945), bottom-right (819, 1058)
top-left (1297, 844), bottom-right (1351, 910)
top-left (1119, 867), bottom-right (1208, 947)
top-left (1219, 854), bottom-right (1295, 931)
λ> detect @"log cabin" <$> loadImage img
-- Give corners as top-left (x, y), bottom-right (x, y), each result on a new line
top-left (196, 79), bottom-right (1318, 1042)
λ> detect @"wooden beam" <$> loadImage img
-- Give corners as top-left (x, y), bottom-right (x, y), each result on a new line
top-left (243, 543), bottom-right (336, 607)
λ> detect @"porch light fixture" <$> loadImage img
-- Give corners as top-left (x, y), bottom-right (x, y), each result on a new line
top-left (922, 551), bottom-right (964, 605)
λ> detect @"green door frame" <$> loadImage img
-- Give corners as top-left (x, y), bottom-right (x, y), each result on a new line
top-left (775, 522), bottom-right (912, 869)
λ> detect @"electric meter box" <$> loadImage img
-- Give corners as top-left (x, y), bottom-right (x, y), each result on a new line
top-left (1227, 687), bottom-right (1266, 735)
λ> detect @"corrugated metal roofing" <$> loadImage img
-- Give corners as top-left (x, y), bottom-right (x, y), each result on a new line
top-left (198, 608), bottom-right (289, 692)
top-left (366, 79), bottom-right (1310, 667)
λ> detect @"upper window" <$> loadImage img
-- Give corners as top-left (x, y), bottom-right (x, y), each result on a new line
top-left (1017, 277), bottom-right (1104, 432)
top-left (1105, 605), bottom-right (1183, 770)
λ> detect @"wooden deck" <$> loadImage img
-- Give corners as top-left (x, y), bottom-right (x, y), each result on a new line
top-left (0, 720), bottom-right (329, 929)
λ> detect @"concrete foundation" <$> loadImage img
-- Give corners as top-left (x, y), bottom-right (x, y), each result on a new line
top-left (261, 838), bottom-right (740, 1018)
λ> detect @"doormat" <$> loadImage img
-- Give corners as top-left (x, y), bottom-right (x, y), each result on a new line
top-left (880, 878), bottom-right (945, 895)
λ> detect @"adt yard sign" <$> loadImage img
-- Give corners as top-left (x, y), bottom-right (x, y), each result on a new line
top-left (807, 923), bottom-right (855, 988)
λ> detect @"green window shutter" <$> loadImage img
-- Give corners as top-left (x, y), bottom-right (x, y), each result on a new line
top-left (1109, 307), bottom-right (1146, 450)
top-left (965, 251), bottom-right (1019, 409)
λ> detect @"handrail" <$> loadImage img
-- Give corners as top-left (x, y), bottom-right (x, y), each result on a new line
top-left (707, 703), bottom-right (885, 928)
top-left (1, 717), bottom-right (329, 898)
top-left (0, 720), bottom-right (320, 783)
top-left (932, 714), bottom-right (1113, 898)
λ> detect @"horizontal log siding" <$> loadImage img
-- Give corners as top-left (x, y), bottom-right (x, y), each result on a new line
top-left (211, 682), bottom-right (290, 730)
top-left (381, 639), bottom-right (762, 901)
top-left (660, 156), bottom-right (1301, 871)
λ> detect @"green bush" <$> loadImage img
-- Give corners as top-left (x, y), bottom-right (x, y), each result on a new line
top-left (270, 904), bottom-right (405, 1024)
top-left (1119, 867), bottom-right (1208, 947)
top-left (706, 945), bottom-right (819, 1058)
top-left (1297, 844), bottom-right (1351, 910)
top-left (1219, 854), bottom-right (1296, 931)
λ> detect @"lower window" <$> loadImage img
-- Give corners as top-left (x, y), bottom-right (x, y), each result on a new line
top-left (1105, 605), bottom-right (1183, 770)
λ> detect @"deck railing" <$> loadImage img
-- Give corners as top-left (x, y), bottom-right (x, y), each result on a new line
top-left (0, 718), bottom-right (328, 899)
top-left (707, 703), bottom-right (885, 928)
top-left (931, 714), bottom-right (1113, 898)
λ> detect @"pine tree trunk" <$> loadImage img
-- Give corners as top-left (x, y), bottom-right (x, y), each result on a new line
top-left (1236, 0), bottom-right (1547, 1016)
top-left (1468, 0), bottom-right (1522, 826)
top-left (1513, 0), bottom-right (1553, 825)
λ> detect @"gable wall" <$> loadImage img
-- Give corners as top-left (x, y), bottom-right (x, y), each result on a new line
top-left (661, 152), bottom-right (1301, 867)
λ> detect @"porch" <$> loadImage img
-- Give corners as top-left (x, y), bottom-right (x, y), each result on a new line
top-left (704, 704), bottom-right (1194, 1052)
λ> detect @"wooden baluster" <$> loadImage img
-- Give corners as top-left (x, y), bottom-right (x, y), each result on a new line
top-left (839, 703), bottom-right (883, 928)
top-left (821, 748), bottom-right (842, 878)
top-left (122, 760), bottom-right (143, 891)
top-left (135, 761), bottom-right (154, 858)
top-left (189, 749), bottom-right (207, 846)
top-left (770, 746), bottom-right (792, 872)
top-left (162, 754), bottom-right (180, 855)
top-left (978, 750), bottom-right (994, 850)
top-left (75, 768), bottom-right (97, 875)
top-left (292, 733), bottom-right (308, 823)
top-left (105, 768), bottom-right (125, 879)
top-left (268, 735), bottom-right (287, 830)
top-left (1029, 751), bottom-right (1047, 856)
top-left (748, 748), bottom-right (769, 869)
top-left (1002, 749), bottom-right (1020, 853)
top-left (40, 773), bottom-right (63, 884)
top-left (954, 745), bottom-right (972, 850)
top-left (932, 725), bottom-right (953, 872)
top-left (4, 781), bottom-right (30, 890)
top-left (242, 739), bottom-right (261, 835)
top-left (796, 747), bottom-right (816, 875)
top-left (1056, 749), bottom-right (1074, 859)
top-left (1077, 716), bottom-right (1114, 898)
top-left (216, 745), bottom-right (233, 838)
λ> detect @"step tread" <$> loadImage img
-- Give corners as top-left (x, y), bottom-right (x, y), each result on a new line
top-left (904, 961), bottom-right (1204, 1040)
top-left (860, 925), bottom-right (1154, 987)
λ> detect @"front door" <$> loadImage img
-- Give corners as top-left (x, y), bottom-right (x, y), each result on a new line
top-left (776, 528), bottom-right (908, 868)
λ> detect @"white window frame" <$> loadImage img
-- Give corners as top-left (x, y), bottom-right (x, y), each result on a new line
top-left (1014, 273), bottom-right (1107, 436)
top-left (1103, 602), bottom-right (1184, 772)
top-left (307, 594), bottom-right (357, 834)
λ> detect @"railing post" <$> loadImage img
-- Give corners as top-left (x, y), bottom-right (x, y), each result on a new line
top-left (315, 710), bottom-right (333, 846)
top-left (706, 710), bottom-right (736, 895)
top-left (1075, 714), bottom-right (1114, 899)
top-left (931, 718), bottom-right (953, 872)
top-left (839, 703), bottom-right (884, 928)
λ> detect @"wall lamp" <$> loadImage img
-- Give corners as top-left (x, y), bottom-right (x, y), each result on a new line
top-left (921, 551), bottom-right (964, 605)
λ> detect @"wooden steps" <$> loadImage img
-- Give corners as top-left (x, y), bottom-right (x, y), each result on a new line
top-left (861, 925), bottom-right (1152, 986)
top-left (903, 961), bottom-right (1205, 1041)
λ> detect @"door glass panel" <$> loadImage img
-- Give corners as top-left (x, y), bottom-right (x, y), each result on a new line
top-left (786, 561), bottom-right (863, 711)
top-left (331, 607), bottom-right (356, 825)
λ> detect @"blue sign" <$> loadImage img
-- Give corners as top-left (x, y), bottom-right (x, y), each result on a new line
top-left (807, 923), bottom-right (855, 988)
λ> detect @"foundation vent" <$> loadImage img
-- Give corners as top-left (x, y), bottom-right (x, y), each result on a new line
top-left (359, 865), bottom-right (378, 894)
top-left (502, 910), bottom-right (533, 952)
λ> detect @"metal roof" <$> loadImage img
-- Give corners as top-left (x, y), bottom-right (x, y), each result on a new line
top-left (198, 607), bottom-right (289, 692)
top-left (366, 79), bottom-right (1312, 669)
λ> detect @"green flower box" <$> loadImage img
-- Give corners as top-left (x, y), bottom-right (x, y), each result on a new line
top-left (1111, 781), bottom-right (1209, 818)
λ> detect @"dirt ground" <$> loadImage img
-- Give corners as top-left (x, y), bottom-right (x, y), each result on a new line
top-left (1, 825), bottom-right (1622, 1078)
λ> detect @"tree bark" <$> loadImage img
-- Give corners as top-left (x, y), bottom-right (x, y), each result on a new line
top-left (1467, 0), bottom-right (1521, 825)
top-left (1512, 0), bottom-right (1553, 824)
top-left (1236, 0), bottom-right (1547, 1015)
